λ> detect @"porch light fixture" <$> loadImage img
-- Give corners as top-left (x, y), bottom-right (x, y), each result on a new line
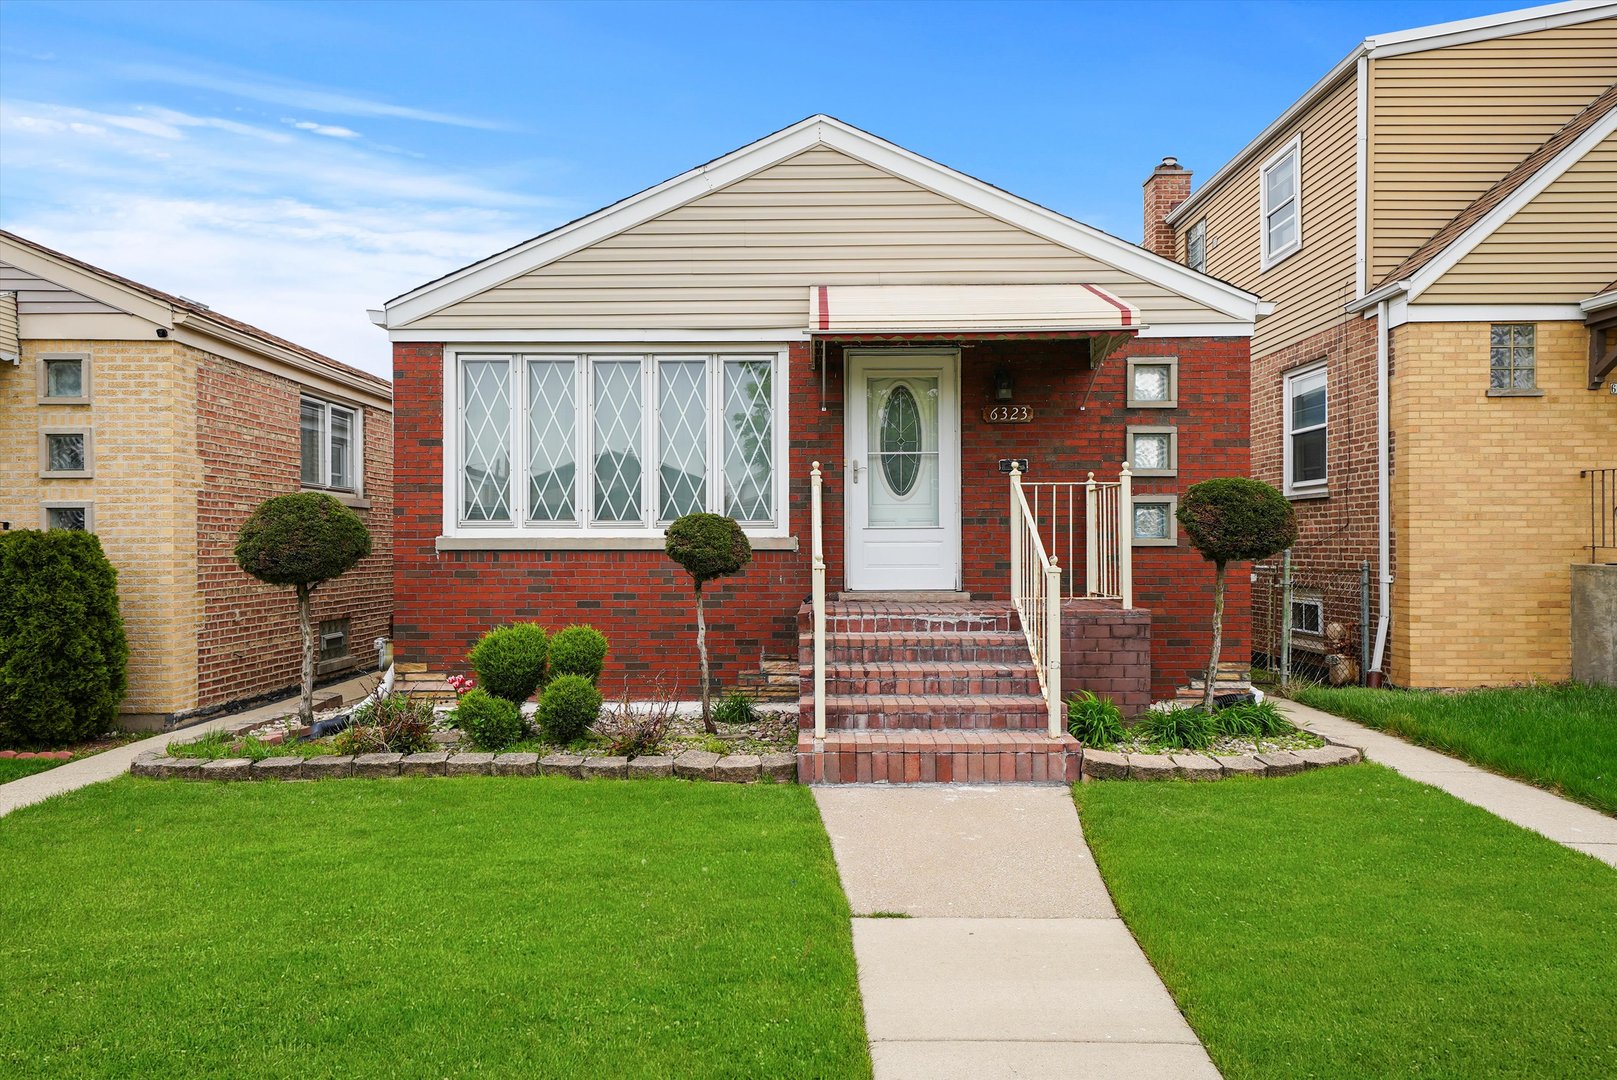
top-left (994, 369), bottom-right (1014, 402)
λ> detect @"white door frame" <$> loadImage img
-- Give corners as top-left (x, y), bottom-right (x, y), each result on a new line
top-left (844, 348), bottom-right (962, 591)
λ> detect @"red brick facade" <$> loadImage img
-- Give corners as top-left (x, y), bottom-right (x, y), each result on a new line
top-left (394, 332), bottom-right (1250, 703)
top-left (195, 354), bottom-right (393, 711)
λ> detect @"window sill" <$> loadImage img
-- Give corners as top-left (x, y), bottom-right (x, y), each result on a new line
top-left (1485, 388), bottom-right (1543, 398)
top-left (436, 534), bottom-right (800, 553)
top-left (1286, 488), bottom-right (1329, 501)
top-left (303, 487), bottom-right (370, 509)
top-left (316, 655), bottom-right (358, 677)
top-left (1260, 244), bottom-right (1301, 273)
top-left (1125, 401), bottom-right (1177, 410)
top-left (38, 397), bottom-right (91, 406)
top-left (1131, 538), bottom-right (1179, 548)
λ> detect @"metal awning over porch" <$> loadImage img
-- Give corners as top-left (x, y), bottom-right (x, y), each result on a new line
top-left (808, 284), bottom-right (1142, 335)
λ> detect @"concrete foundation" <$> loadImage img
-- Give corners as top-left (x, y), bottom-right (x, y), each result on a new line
top-left (1570, 563), bottom-right (1617, 686)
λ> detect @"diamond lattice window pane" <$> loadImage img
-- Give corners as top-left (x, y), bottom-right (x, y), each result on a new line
top-left (528, 359), bottom-right (577, 522)
top-left (593, 360), bottom-right (643, 523)
top-left (658, 361), bottom-right (707, 521)
top-left (1132, 433), bottom-right (1170, 470)
top-left (1132, 364), bottom-right (1170, 402)
top-left (47, 433), bottom-right (85, 472)
top-left (723, 360), bottom-right (773, 522)
top-left (300, 401), bottom-right (323, 485)
top-left (45, 359), bottom-right (83, 398)
top-left (1133, 503), bottom-right (1170, 541)
top-left (461, 358), bottom-right (511, 522)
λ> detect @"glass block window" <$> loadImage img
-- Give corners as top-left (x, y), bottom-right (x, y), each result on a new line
top-left (461, 358), bottom-right (512, 522)
top-left (43, 357), bottom-right (86, 400)
top-left (1261, 136), bottom-right (1302, 267)
top-left (1127, 427), bottom-right (1176, 476)
top-left (301, 397), bottom-right (360, 493)
top-left (45, 432), bottom-right (86, 473)
top-left (1126, 356), bottom-right (1177, 409)
top-left (724, 359), bottom-right (774, 522)
top-left (1132, 497), bottom-right (1178, 546)
top-left (454, 352), bottom-right (783, 534)
top-left (44, 504), bottom-right (90, 531)
top-left (1285, 364), bottom-right (1327, 493)
top-left (1489, 324), bottom-right (1536, 391)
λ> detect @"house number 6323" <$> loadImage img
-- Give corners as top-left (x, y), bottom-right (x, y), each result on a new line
top-left (981, 405), bottom-right (1033, 423)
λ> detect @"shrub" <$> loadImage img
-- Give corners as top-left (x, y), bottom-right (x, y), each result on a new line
top-left (453, 688), bottom-right (525, 751)
top-left (549, 625), bottom-right (609, 682)
top-left (354, 691), bottom-right (436, 754)
top-left (1141, 705), bottom-right (1214, 751)
top-left (538, 674), bottom-right (603, 744)
top-left (665, 513), bottom-right (752, 733)
top-left (334, 724), bottom-right (387, 756)
top-left (469, 623), bottom-right (549, 704)
top-left (1067, 690), bottom-right (1125, 748)
top-left (234, 492), bottom-right (371, 724)
top-left (597, 678), bottom-right (675, 758)
top-left (1177, 478), bottom-right (1297, 710)
top-left (1213, 699), bottom-right (1293, 739)
top-left (0, 529), bottom-right (129, 749)
top-left (713, 689), bottom-right (760, 727)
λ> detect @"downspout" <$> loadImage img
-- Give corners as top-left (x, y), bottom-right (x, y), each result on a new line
top-left (1371, 300), bottom-right (1392, 676)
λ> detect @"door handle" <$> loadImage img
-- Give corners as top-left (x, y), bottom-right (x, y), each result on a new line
top-left (850, 459), bottom-right (861, 483)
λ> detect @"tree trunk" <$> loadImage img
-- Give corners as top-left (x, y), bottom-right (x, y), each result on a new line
top-left (696, 585), bottom-right (714, 734)
top-left (297, 583), bottom-right (315, 726)
top-left (1203, 561), bottom-right (1226, 712)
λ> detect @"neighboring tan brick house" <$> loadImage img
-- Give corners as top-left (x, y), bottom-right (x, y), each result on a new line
top-left (0, 231), bottom-right (393, 728)
top-left (1146, 1), bottom-right (1616, 688)
top-left (375, 115), bottom-right (1272, 779)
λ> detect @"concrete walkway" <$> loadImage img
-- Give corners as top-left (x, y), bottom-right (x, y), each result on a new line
top-left (0, 674), bottom-right (377, 820)
top-left (815, 786), bottom-right (1218, 1080)
top-left (1280, 700), bottom-right (1617, 868)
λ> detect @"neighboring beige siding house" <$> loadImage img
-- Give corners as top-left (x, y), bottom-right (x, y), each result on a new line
top-left (0, 232), bottom-right (394, 728)
top-left (1142, 1), bottom-right (1616, 688)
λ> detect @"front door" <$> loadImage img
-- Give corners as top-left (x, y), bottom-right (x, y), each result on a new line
top-left (845, 350), bottom-right (961, 591)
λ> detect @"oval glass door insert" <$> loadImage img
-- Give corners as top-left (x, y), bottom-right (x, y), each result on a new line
top-left (880, 384), bottom-right (923, 496)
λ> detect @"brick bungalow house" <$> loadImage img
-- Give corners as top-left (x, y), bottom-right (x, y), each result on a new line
top-left (1143, 0), bottom-right (1615, 688)
top-left (0, 231), bottom-right (393, 729)
top-left (374, 116), bottom-right (1270, 781)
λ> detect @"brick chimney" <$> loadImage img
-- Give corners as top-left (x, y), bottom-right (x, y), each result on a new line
top-left (1143, 156), bottom-right (1192, 258)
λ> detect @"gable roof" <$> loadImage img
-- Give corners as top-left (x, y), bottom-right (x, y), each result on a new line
top-left (1, 229), bottom-right (389, 397)
top-left (378, 115), bottom-right (1267, 330)
top-left (1376, 85), bottom-right (1617, 290)
top-left (1165, 0), bottom-right (1617, 229)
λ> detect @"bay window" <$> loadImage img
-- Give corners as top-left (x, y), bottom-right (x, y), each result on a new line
top-left (450, 350), bottom-right (785, 537)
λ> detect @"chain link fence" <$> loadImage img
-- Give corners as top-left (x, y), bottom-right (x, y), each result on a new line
top-left (1252, 555), bottom-right (1373, 687)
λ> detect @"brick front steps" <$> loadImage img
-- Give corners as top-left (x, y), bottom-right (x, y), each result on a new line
top-left (798, 732), bottom-right (1082, 785)
top-left (130, 749), bottom-right (797, 783)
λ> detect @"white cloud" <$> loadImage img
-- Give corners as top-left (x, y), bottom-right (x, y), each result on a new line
top-left (289, 119), bottom-right (361, 139)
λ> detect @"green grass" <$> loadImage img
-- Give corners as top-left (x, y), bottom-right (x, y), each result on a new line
top-left (0, 758), bottom-right (63, 784)
top-left (0, 777), bottom-right (870, 1079)
top-left (1289, 681), bottom-right (1617, 813)
top-left (1076, 766), bottom-right (1617, 1079)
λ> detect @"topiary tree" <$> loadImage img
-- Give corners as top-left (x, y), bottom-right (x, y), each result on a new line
top-left (548, 625), bottom-right (608, 682)
top-left (664, 512), bottom-right (752, 733)
top-left (537, 674), bottom-right (604, 744)
top-left (234, 491), bottom-right (371, 725)
top-left (468, 623), bottom-right (549, 703)
top-left (0, 529), bottom-right (129, 748)
top-left (1177, 477), bottom-right (1297, 711)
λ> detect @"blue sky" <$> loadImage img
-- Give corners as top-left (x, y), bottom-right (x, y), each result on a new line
top-left (0, 0), bottom-right (1528, 376)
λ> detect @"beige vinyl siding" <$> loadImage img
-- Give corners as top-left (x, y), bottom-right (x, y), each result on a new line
top-left (413, 147), bottom-right (1227, 330)
top-left (1367, 19), bottom-right (1617, 282)
top-left (1422, 130), bottom-right (1617, 303)
top-left (0, 291), bottom-right (17, 359)
top-left (0, 261), bottom-right (123, 315)
top-left (1173, 76), bottom-right (1359, 357)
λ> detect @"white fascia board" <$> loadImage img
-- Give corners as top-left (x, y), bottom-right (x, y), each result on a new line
top-left (1402, 303), bottom-right (1588, 323)
top-left (1407, 108), bottom-right (1617, 301)
top-left (390, 327), bottom-right (809, 343)
top-left (1166, 49), bottom-right (1363, 229)
top-left (1348, 278), bottom-right (1410, 314)
top-left (1366, 1), bottom-right (1617, 59)
top-left (1354, 54), bottom-right (1369, 299)
top-left (0, 239), bottom-right (174, 327)
top-left (385, 116), bottom-right (1265, 329)
top-left (1137, 321), bottom-right (1255, 338)
top-left (1581, 289), bottom-right (1617, 315)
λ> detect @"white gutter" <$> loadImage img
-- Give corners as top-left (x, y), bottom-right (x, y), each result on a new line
top-left (1371, 299), bottom-right (1393, 677)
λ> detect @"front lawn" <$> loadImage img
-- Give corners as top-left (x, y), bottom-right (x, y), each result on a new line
top-left (0, 757), bottom-right (63, 784)
top-left (1076, 766), bottom-right (1617, 1079)
top-left (1288, 681), bottom-right (1617, 813)
top-left (0, 777), bottom-right (870, 1079)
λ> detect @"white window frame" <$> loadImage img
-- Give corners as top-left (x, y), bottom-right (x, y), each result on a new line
top-left (1186, 218), bottom-right (1207, 274)
top-left (300, 395), bottom-right (364, 495)
top-left (41, 501), bottom-right (94, 532)
top-left (38, 352), bottom-right (91, 404)
top-left (1290, 594), bottom-right (1325, 641)
top-left (1283, 362), bottom-right (1328, 497)
top-left (1130, 494), bottom-right (1179, 547)
top-left (1259, 134), bottom-right (1303, 270)
top-left (441, 345), bottom-right (790, 541)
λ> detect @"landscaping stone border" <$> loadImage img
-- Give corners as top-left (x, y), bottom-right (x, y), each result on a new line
top-left (1079, 742), bottom-right (1361, 781)
top-left (131, 748), bottom-right (798, 785)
